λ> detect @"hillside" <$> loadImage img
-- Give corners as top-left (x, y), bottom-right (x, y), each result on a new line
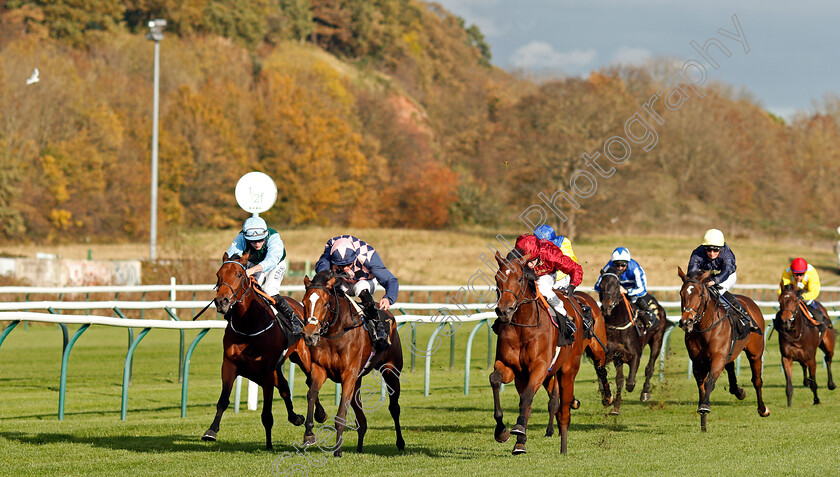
top-left (0, 1), bottom-right (839, 245)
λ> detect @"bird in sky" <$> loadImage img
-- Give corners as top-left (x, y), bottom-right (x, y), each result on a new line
top-left (25, 68), bottom-right (39, 85)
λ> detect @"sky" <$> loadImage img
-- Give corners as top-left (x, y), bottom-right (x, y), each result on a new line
top-left (432, 0), bottom-right (839, 119)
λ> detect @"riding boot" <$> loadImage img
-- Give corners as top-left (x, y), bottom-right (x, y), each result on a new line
top-left (809, 302), bottom-right (830, 332)
top-left (547, 295), bottom-right (575, 346)
top-left (359, 290), bottom-right (391, 351)
top-left (273, 295), bottom-right (303, 336)
top-left (722, 291), bottom-right (760, 334)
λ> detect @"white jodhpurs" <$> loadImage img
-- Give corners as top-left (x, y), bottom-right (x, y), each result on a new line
top-left (340, 279), bottom-right (377, 298)
top-left (717, 272), bottom-right (736, 294)
top-left (248, 259), bottom-right (287, 297)
top-left (537, 274), bottom-right (566, 315)
top-left (553, 274), bottom-right (571, 290)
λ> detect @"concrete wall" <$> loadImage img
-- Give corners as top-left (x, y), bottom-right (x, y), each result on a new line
top-left (0, 258), bottom-right (142, 286)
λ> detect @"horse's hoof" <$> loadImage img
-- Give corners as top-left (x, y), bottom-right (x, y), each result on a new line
top-left (334, 449), bottom-right (343, 458)
top-left (570, 398), bottom-right (581, 410)
top-left (813, 398), bottom-right (821, 405)
top-left (803, 378), bottom-right (809, 388)
top-left (201, 430), bottom-right (217, 442)
top-left (495, 428), bottom-right (510, 443)
top-left (315, 407), bottom-right (328, 423)
top-left (735, 388), bottom-right (746, 400)
top-left (640, 392), bottom-right (651, 402)
top-left (828, 382), bottom-right (836, 391)
top-left (266, 444), bottom-right (273, 451)
top-left (290, 414), bottom-right (305, 426)
top-left (303, 434), bottom-right (316, 446)
top-left (510, 424), bottom-right (526, 436)
top-left (602, 394), bottom-right (614, 406)
top-left (397, 437), bottom-right (405, 451)
top-left (626, 383), bottom-right (636, 392)
top-left (512, 443), bottom-right (527, 455)
top-left (608, 408), bottom-right (620, 416)
top-left (697, 404), bottom-right (710, 414)
top-left (759, 407), bottom-right (770, 417)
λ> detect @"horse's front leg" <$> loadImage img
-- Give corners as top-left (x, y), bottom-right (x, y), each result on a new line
top-left (611, 356), bottom-right (624, 415)
top-left (626, 352), bottom-right (640, 393)
top-left (490, 362), bottom-right (514, 443)
top-left (332, 372), bottom-right (362, 457)
top-left (822, 331), bottom-right (836, 390)
top-left (275, 367), bottom-right (304, 426)
top-left (691, 359), bottom-right (710, 431)
top-left (261, 375), bottom-right (275, 450)
top-left (782, 356), bottom-right (794, 406)
top-left (202, 359), bottom-right (236, 442)
top-left (641, 335), bottom-right (664, 402)
top-left (348, 377), bottom-right (368, 453)
top-left (806, 357), bottom-right (820, 405)
top-left (725, 361), bottom-right (746, 400)
top-left (510, 371), bottom-right (543, 455)
top-left (303, 366), bottom-right (327, 446)
top-left (543, 376), bottom-right (559, 437)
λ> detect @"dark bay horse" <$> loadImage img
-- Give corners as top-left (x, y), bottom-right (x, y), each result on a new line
top-left (678, 267), bottom-right (769, 431)
top-left (202, 252), bottom-right (326, 449)
top-left (597, 267), bottom-right (669, 414)
top-left (776, 283), bottom-right (836, 406)
top-left (301, 271), bottom-right (404, 457)
top-left (491, 250), bottom-right (587, 455)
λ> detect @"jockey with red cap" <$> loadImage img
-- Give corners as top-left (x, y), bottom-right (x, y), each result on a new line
top-left (514, 233), bottom-right (583, 345)
top-left (780, 257), bottom-right (830, 328)
top-left (315, 235), bottom-right (398, 350)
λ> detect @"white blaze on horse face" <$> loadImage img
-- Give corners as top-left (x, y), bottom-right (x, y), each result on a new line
top-left (307, 293), bottom-right (321, 325)
top-left (505, 270), bottom-right (511, 276)
top-left (686, 285), bottom-right (695, 295)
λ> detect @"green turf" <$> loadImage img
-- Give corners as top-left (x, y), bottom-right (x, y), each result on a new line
top-left (1, 323), bottom-right (839, 476)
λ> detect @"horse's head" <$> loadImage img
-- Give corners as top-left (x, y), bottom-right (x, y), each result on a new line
top-left (678, 267), bottom-right (712, 333)
top-left (494, 249), bottom-right (534, 323)
top-left (598, 267), bottom-right (622, 316)
top-left (301, 270), bottom-right (340, 347)
top-left (214, 251), bottom-right (252, 315)
top-left (777, 281), bottom-right (800, 331)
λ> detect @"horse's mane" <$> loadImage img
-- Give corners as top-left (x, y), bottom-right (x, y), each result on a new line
top-left (780, 282), bottom-right (798, 294)
top-left (603, 265), bottom-right (620, 276)
top-left (685, 270), bottom-right (708, 282)
top-left (504, 247), bottom-right (537, 291)
top-left (310, 269), bottom-right (348, 291)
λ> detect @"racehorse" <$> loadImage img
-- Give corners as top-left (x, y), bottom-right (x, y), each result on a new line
top-left (678, 267), bottom-right (770, 432)
top-left (776, 282), bottom-right (836, 406)
top-left (202, 252), bottom-right (326, 449)
top-left (300, 271), bottom-right (404, 457)
top-left (491, 250), bottom-right (587, 455)
top-left (597, 267), bottom-right (669, 414)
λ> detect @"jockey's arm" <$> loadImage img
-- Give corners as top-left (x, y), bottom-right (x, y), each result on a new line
top-left (801, 269), bottom-right (820, 302)
top-left (368, 252), bottom-right (399, 310)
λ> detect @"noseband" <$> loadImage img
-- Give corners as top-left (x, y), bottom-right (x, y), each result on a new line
top-left (681, 278), bottom-right (717, 332)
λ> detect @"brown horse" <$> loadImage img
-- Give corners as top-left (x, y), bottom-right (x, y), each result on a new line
top-left (300, 270), bottom-right (404, 457)
top-left (678, 267), bottom-right (770, 431)
top-left (776, 283), bottom-right (836, 406)
top-left (491, 249), bottom-right (587, 455)
top-left (202, 252), bottom-right (326, 449)
top-left (598, 267), bottom-right (669, 414)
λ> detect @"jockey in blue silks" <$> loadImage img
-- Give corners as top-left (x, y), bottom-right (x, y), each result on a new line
top-left (594, 247), bottom-right (659, 328)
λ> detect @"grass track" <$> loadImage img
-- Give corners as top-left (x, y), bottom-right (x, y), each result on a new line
top-left (1, 323), bottom-right (840, 476)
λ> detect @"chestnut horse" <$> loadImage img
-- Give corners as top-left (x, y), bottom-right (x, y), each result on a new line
top-left (598, 267), bottom-right (669, 414)
top-left (300, 271), bottom-right (404, 457)
top-left (678, 267), bottom-right (770, 432)
top-left (491, 249), bottom-right (587, 455)
top-left (202, 252), bottom-right (326, 449)
top-left (776, 283), bottom-right (836, 406)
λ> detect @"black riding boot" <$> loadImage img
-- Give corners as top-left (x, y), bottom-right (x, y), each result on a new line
top-left (273, 295), bottom-right (303, 336)
top-left (359, 290), bottom-right (391, 351)
top-left (722, 291), bottom-right (760, 334)
top-left (547, 295), bottom-right (575, 346)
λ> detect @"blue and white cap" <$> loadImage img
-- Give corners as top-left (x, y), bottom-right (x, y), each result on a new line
top-left (329, 237), bottom-right (358, 266)
top-left (611, 247), bottom-right (631, 262)
top-left (243, 217), bottom-right (268, 241)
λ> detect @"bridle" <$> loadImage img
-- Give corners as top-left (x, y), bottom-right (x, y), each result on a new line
top-left (600, 273), bottom-right (635, 330)
top-left (216, 260), bottom-right (274, 337)
top-left (304, 279), bottom-right (363, 339)
top-left (599, 272), bottom-right (621, 316)
top-left (495, 261), bottom-right (540, 328)
top-left (777, 289), bottom-right (804, 341)
top-left (680, 278), bottom-right (727, 334)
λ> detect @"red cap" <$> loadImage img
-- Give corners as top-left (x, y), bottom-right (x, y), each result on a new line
top-left (791, 258), bottom-right (808, 274)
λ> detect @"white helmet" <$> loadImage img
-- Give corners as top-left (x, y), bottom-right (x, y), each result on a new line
top-left (243, 217), bottom-right (268, 241)
top-left (701, 228), bottom-right (725, 247)
top-left (611, 247), bottom-right (631, 262)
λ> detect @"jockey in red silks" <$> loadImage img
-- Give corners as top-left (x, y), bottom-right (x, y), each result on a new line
top-left (514, 233), bottom-right (583, 344)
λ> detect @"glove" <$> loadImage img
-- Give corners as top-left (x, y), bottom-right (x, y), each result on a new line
top-left (565, 285), bottom-right (576, 297)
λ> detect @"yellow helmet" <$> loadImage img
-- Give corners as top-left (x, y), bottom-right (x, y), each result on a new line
top-left (701, 229), bottom-right (725, 247)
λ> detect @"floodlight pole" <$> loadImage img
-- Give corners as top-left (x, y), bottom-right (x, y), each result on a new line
top-left (147, 21), bottom-right (165, 261)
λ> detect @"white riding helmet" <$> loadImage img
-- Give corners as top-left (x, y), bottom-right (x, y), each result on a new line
top-left (243, 216), bottom-right (268, 241)
top-left (701, 228), bottom-right (725, 247)
top-left (611, 247), bottom-right (631, 262)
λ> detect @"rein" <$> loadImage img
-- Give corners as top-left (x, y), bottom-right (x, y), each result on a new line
top-left (682, 279), bottom-right (728, 334)
top-left (501, 274), bottom-right (541, 328)
top-left (218, 260), bottom-right (275, 337)
top-left (778, 293), bottom-right (817, 342)
top-left (601, 274), bottom-right (635, 331)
